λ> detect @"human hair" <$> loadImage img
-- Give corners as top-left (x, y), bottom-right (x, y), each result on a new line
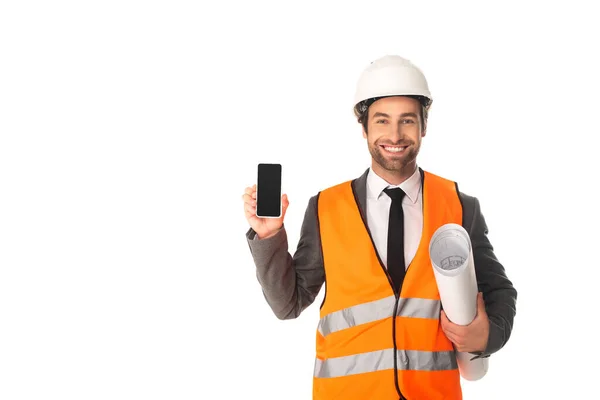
top-left (353, 95), bottom-right (431, 134)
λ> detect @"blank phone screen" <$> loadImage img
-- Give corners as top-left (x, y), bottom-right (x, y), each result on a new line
top-left (257, 163), bottom-right (282, 217)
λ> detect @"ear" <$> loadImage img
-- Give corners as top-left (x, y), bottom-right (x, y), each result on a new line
top-left (362, 128), bottom-right (367, 139)
top-left (421, 121), bottom-right (427, 138)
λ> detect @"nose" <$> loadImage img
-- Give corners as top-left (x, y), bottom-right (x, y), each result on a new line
top-left (390, 122), bottom-right (403, 141)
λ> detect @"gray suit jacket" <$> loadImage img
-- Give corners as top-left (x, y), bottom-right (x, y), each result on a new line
top-left (245, 167), bottom-right (517, 358)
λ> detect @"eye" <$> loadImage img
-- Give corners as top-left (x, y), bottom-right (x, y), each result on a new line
top-left (376, 119), bottom-right (388, 124)
top-left (401, 119), bottom-right (415, 124)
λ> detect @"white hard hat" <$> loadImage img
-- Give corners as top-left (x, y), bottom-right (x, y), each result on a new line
top-left (353, 55), bottom-right (432, 111)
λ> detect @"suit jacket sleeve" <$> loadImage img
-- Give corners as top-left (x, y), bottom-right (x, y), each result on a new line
top-left (462, 194), bottom-right (518, 358)
top-left (245, 194), bottom-right (325, 320)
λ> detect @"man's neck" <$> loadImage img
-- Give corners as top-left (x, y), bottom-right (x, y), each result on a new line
top-left (371, 161), bottom-right (417, 186)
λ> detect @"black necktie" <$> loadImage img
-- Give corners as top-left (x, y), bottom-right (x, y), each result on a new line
top-left (383, 187), bottom-right (406, 293)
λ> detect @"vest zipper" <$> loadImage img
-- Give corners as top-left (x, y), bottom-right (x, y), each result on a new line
top-left (351, 183), bottom-right (406, 400)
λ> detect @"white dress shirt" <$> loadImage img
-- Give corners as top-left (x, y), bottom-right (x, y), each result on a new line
top-left (366, 165), bottom-right (423, 270)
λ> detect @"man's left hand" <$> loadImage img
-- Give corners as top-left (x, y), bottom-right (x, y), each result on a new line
top-left (440, 292), bottom-right (489, 353)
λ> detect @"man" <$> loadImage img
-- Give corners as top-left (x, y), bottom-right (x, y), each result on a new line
top-left (241, 55), bottom-right (517, 400)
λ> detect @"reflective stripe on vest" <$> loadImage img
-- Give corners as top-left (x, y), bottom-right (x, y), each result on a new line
top-left (314, 348), bottom-right (458, 378)
top-left (318, 295), bottom-right (441, 337)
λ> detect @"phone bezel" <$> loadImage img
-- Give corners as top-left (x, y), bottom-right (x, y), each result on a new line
top-left (256, 163), bottom-right (282, 218)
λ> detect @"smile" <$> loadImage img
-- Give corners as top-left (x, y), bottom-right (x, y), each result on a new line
top-left (381, 145), bottom-right (407, 153)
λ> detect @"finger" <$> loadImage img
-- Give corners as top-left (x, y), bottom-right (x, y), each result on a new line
top-left (444, 332), bottom-right (461, 347)
top-left (440, 311), bottom-right (456, 334)
top-left (439, 313), bottom-right (463, 347)
top-left (242, 195), bottom-right (256, 207)
top-left (244, 202), bottom-right (256, 216)
top-left (440, 310), bottom-right (449, 331)
top-left (245, 208), bottom-right (258, 221)
top-left (444, 331), bottom-right (463, 347)
top-left (242, 193), bottom-right (257, 206)
top-left (455, 344), bottom-right (467, 352)
top-left (457, 341), bottom-right (477, 353)
top-left (441, 312), bottom-right (464, 337)
top-left (245, 186), bottom-right (256, 196)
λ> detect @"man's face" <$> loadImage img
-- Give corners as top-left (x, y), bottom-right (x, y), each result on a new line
top-left (363, 96), bottom-right (425, 173)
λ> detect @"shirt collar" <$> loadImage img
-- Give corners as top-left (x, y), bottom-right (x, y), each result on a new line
top-left (366, 165), bottom-right (421, 204)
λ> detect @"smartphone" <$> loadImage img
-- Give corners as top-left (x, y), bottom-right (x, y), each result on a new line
top-left (256, 163), bottom-right (282, 218)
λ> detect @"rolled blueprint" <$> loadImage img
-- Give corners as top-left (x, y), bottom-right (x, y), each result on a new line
top-left (429, 223), bottom-right (489, 381)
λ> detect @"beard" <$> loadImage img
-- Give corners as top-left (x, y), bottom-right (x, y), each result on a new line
top-left (369, 138), bottom-right (420, 172)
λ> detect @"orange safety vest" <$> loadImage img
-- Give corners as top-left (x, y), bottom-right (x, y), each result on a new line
top-left (313, 170), bottom-right (463, 400)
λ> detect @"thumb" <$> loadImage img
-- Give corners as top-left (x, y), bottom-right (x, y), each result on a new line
top-left (477, 292), bottom-right (485, 313)
top-left (281, 194), bottom-right (289, 218)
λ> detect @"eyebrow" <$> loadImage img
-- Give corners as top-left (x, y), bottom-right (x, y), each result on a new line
top-left (372, 112), bottom-right (419, 119)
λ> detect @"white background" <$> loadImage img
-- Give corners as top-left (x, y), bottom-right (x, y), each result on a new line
top-left (1, 1), bottom-right (598, 399)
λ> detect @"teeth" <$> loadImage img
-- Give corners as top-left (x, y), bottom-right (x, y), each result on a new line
top-left (384, 146), bottom-right (406, 153)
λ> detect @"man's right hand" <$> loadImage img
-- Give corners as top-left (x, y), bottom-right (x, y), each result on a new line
top-left (242, 184), bottom-right (289, 239)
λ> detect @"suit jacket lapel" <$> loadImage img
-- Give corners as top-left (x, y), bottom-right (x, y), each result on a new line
top-left (351, 167), bottom-right (370, 223)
